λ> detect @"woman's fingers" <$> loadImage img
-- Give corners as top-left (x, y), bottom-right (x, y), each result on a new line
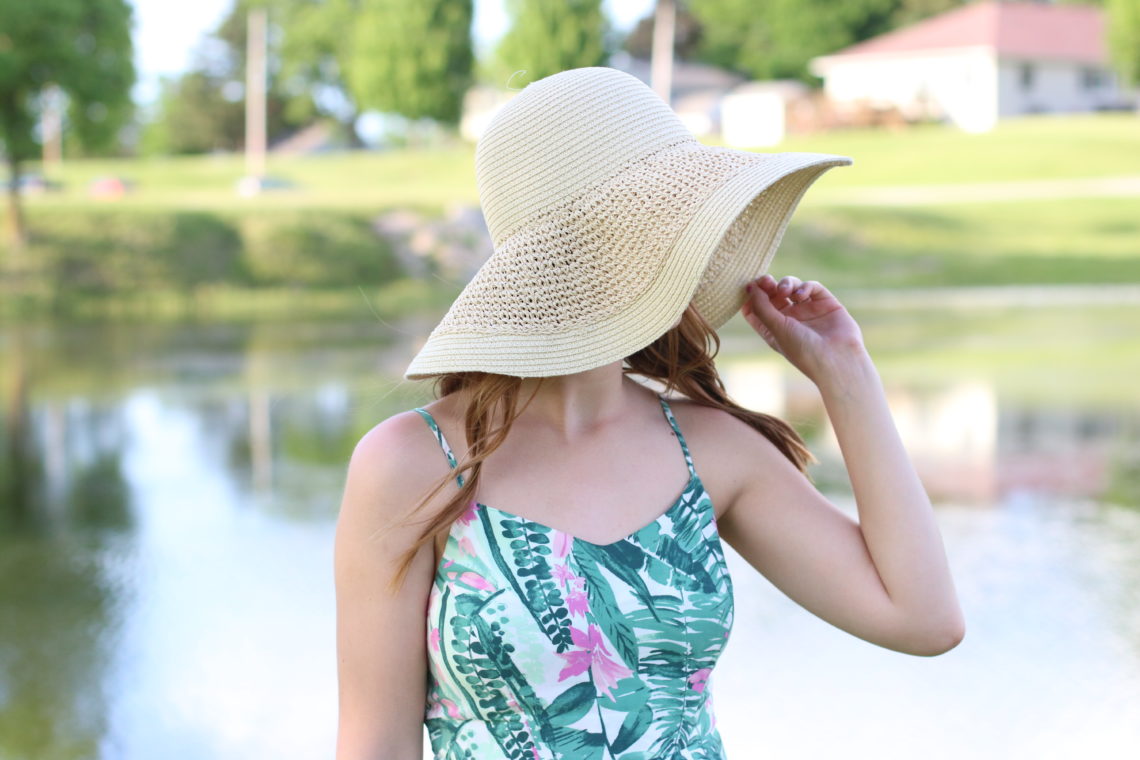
top-left (791, 279), bottom-right (833, 303)
top-left (755, 274), bottom-right (817, 308)
top-left (745, 278), bottom-right (790, 336)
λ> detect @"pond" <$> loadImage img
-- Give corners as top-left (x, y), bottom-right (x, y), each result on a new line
top-left (1, 301), bottom-right (1138, 760)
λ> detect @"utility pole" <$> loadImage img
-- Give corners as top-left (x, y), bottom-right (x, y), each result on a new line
top-left (41, 85), bottom-right (63, 174)
top-left (245, 7), bottom-right (268, 182)
top-left (651, 0), bottom-right (675, 106)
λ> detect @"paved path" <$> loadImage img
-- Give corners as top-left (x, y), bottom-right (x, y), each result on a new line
top-left (819, 175), bottom-right (1140, 206)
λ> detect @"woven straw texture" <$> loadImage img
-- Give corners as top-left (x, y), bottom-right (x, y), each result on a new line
top-left (405, 68), bottom-right (852, 380)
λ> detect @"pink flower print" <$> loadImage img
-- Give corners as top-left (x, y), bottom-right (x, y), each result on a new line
top-left (555, 624), bottom-right (633, 700)
top-left (552, 563), bottom-right (576, 588)
top-left (687, 667), bottom-right (712, 693)
top-left (458, 536), bottom-right (477, 557)
top-left (438, 697), bottom-right (463, 720)
top-left (429, 626), bottom-right (440, 652)
top-left (551, 530), bottom-right (572, 559)
top-left (457, 571), bottom-right (495, 592)
top-left (457, 499), bottom-right (480, 526)
top-left (566, 589), bottom-right (589, 618)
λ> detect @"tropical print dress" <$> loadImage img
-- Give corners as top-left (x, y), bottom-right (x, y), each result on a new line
top-left (414, 395), bottom-right (736, 760)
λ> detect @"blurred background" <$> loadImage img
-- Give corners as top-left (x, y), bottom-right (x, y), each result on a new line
top-left (1, 0), bottom-right (1139, 758)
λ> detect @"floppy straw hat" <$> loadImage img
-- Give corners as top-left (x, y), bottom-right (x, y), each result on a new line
top-left (404, 67), bottom-right (853, 380)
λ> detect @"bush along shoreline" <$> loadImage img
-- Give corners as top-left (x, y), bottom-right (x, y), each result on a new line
top-left (0, 208), bottom-right (460, 322)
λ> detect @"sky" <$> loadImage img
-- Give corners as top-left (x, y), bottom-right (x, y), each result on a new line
top-left (129, 0), bottom-right (657, 104)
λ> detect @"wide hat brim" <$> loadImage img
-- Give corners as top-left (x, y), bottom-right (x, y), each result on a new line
top-left (405, 145), bottom-right (851, 380)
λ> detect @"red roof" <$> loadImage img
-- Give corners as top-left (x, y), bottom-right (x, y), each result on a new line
top-left (824, 1), bottom-right (1105, 64)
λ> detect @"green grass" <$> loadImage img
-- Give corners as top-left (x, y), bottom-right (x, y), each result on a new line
top-left (20, 112), bottom-right (1140, 212)
top-left (5, 111), bottom-right (1139, 321)
top-left (780, 196), bottom-right (1140, 288)
top-left (20, 144), bottom-right (479, 213)
top-left (761, 111), bottom-right (1140, 187)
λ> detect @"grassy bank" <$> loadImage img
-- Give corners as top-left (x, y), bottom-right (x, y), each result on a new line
top-left (783, 196), bottom-right (1140, 288)
top-left (3, 112), bottom-right (1137, 321)
top-left (0, 208), bottom-right (458, 322)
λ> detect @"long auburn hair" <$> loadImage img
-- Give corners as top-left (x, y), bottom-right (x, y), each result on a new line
top-left (384, 302), bottom-right (816, 594)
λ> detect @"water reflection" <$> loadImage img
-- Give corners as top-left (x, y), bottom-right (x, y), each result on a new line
top-left (1, 330), bottom-right (133, 759)
top-left (722, 357), bottom-right (1140, 505)
top-left (0, 309), bottom-right (1138, 759)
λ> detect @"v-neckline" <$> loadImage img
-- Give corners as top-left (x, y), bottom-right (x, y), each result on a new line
top-left (473, 471), bottom-right (703, 549)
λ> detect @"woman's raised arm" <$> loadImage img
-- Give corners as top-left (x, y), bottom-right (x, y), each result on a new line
top-left (716, 274), bottom-right (964, 656)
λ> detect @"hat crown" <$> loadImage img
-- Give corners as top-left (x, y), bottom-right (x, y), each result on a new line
top-left (475, 67), bottom-right (694, 246)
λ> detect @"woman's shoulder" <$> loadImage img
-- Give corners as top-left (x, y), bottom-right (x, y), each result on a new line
top-left (665, 394), bottom-right (795, 468)
top-left (341, 405), bottom-right (456, 525)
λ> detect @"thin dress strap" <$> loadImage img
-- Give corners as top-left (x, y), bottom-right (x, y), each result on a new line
top-left (416, 399), bottom-right (693, 487)
top-left (412, 408), bottom-right (465, 488)
top-left (657, 395), bottom-right (697, 479)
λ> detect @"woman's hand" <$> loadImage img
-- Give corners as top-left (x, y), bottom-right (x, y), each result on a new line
top-left (741, 274), bottom-right (866, 384)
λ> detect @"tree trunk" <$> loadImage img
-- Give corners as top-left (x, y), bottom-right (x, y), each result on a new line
top-left (343, 110), bottom-right (365, 149)
top-left (5, 152), bottom-right (26, 254)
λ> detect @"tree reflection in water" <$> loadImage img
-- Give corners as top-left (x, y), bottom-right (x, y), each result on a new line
top-left (1, 327), bottom-right (133, 760)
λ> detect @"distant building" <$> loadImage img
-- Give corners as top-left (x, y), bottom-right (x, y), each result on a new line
top-left (808, 0), bottom-right (1138, 133)
top-left (610, 54), bottom-right (746, 137)
top-left (461, 57), bottom-right (813, 147)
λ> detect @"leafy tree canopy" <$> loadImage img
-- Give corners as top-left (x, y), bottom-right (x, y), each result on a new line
top-left (346, 0), bottom-right (474, 125)
top-left (491, 0), bottom-right (610, 87)
top-left (0, 0), bottom-right (135, 162)
top-left (687, 0), bottom-right (902, 84)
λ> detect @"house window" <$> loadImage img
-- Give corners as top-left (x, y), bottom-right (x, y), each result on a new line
top-left (1019, 63), bottom-right (1034, 91)
top-left (1081, 67), bottom-right (1105, 89)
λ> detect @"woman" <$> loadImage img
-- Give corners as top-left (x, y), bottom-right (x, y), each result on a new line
top-left (334, 68), bottom-right (964, 760)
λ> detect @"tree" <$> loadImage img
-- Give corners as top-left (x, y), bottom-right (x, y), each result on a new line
top-left (272, 0), bottom-right (364, 145)
top-left (346, 0), bottom-right (474, 126)
top-left (141, 71), bottom-right (247, 155)
top-left (888, 0), bottom-right (965, 28)
top-left (623, 3), bottom-right (703, 61)
top-left (687, 0), bottom-right (900, 84)
top-left (1106, 0), bottom-right (1140, 94)
top-left (492, 0), bottom-right (610, 87)
top-left (141, 1), bottom-right (319, 155)
top-left (0, 0), bottom-right (135, 249)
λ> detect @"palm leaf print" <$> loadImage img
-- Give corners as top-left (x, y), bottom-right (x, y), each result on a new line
top-left (583, 541), bottom-right (662, 621)
top-left (635, 520), bottom-right (717, 594)
top-left (480, 510), bottom-right (576, 652)
top-left (569, 547), bottom-right (640, 672)
top-left (448, 589), bottom-right (538, 760)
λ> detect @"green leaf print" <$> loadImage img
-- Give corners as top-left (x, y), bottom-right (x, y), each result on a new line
top-left (449, 590), bottom-right (538, 760)
top-left (546, 682), bottom-right (596, 728)
top-left (469, 611), bottom-right (560, 749)
top-left (549, 725), bottom-right (607, 760)
top-left (611, 702), bottom-right (653, 754)
top-left (481, 510), bottom-right (576, 652)
top-left (425, 716), bottom-right (469, 759)
top-left (588, 541), bottom-right (662, 621)
top-left (571, 548), bottom-right (640, 672)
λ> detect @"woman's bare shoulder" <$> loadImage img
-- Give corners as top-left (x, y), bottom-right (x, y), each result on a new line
top-left (665, 396), bottom-right (797, 497)
top-left (341, 406), bottom-right (453, 528)
top-left (665, 395), bottom-right (778, 450)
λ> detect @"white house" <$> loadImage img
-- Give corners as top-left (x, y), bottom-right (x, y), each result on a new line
top-left (808, 0), bottom-right (1137, 133)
